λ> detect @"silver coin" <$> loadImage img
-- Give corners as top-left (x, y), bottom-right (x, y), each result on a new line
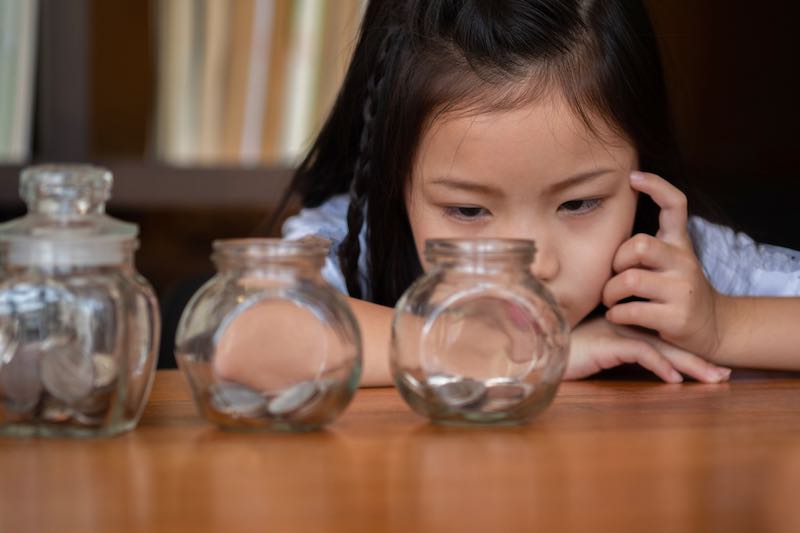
top-left (209, 382), bottom-right (268, 418)
top-left (72, 410), bottom-right (105, 427)
top-left (398, 371), bottom-right (425, 395)
top-left (40, 344), bottom-right (95, 404)
top-left (426, 374), bottom-right (459, 387)
top-left (0, 326), bottom-right (16, 361)
top-left (483, 378), bottom-right (531, 411)
top-left (431, 376), bottom-right (487, 408)
top-left (268, 381), bottom-right (319, 416)
top-left (0, 344), bottom-right (42, 412)
top-left (92, 353), bottom-right (117, 389)
top-left (74, 388), bottom-right (113, 417)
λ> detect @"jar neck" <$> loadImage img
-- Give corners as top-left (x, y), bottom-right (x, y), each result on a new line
top-left (431, 256), bottom-right (533, 276)
top-left (214, 257), bottom-right (325, 279)
top-left (1, 240), bottom-right (137, 270)
top-left (212, 238), bottom-right (329, 280)
top-left (425, 238), bottom-right (536, 276)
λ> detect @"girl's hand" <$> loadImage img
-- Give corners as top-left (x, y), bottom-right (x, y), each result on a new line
top-left (564, 316), bottom-right (731, 383)
top-left (602, 171), bottom-right (725, 358)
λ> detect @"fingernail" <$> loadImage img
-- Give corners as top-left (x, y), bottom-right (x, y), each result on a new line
top-left (630, 171), bottom-right (645, 182)
top-left (705, 367), bottom-right (730, 383)
top-left (714, 368), bottom-right (732, 382)
top-left (669, 369), bottom-right (683, 383)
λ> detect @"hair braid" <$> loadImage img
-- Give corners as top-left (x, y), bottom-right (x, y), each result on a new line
top-left (339, 26), bottom-right (400, 298)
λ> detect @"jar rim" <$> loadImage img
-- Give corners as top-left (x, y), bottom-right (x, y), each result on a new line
top-left (212, 237), bottom-right (330, 260)
top-left (425, 238), bottom-right (536, 260)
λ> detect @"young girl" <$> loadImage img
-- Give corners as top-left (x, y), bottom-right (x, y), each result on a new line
top-left (279, 0), bottom-right (800, 386)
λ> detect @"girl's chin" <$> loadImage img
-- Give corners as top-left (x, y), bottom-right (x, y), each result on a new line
top-left (567, 316), bottom-right (582, 329)
top-left (558, 308), bottom-right (578, 329)
top-left (564, 305), bottom-right (596, 329)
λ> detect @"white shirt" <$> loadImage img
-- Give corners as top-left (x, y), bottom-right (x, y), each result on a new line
top-left (283, 193), bottom-right (800, 298)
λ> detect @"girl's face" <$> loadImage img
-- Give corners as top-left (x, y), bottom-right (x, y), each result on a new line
top-left (406, 94), bottom-right (638, 328)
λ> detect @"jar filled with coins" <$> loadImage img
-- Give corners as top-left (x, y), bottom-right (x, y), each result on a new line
top-left (0, 165), bottom-right (160, 437)
top-left (175, 238), bottom-right (362, 431)
top-left (391, 239), bottom-right (569, 425)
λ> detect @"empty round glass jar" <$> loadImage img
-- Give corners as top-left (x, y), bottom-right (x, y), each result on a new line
top-left (391, 239), bottom-right (569, 425)
top-left (0, 165), bottom-right (160, 437)
top-left (175, 238), bottom-right (362, 431)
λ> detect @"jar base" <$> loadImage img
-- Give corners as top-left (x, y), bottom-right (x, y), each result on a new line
top-left (429, 417), bottom-right (531, 428)
top-left (179, 358), bottom-right (360, 433)
top-left (0, 419), bottom-right (137, 438)
top-left (395, 372), bottom-right (561, 426)
top-left (215, 421), bottom-right (325, 433)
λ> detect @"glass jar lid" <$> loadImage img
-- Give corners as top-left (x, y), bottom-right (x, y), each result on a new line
top-left (0, 165), bottom-right (138, 266)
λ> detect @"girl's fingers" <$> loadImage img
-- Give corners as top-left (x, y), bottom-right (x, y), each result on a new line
top-left (654, 343), bottom-right (731, 384)
top-left (612, 233), bottom-right (678, 273)
top-left (602, 338), bottom-right (683, 383)
top-left (630, 171), bottom-right (691, 247)
top-left (619, 327), bottom-right (732, 384)
top-left (605, 300), bottom-right (671, 332)
top-left (602, 268), bottom-right (669, 308)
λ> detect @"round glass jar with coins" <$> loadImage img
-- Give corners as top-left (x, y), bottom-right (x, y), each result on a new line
top-left (175, 238), bottom-right (362, 431)
top-left (391, 239), bottom-right (569, 425)
top-left (0, 165), bottom-right (160, 437)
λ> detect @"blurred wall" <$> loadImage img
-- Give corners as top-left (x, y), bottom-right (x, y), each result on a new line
top-left (648, 0), bottom-right (799, 248)
top-left (89, 0), bottom-right (153, 157)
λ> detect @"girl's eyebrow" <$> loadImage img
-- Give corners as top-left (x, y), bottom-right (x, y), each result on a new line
top-left (428, 168), bottom-right (615, 197)
top-left (547, 168), bottom-right (615, 194)
top-left (428, 177), bottom-right (504, 198)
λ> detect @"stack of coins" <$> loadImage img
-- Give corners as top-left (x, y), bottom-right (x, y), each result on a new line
top-left (267, 381), bottom-right (320, 416)
top-left (428, 374), bottom-right (532, 412)
top-left (0, 340), bottom-right (118, 427)
top-left (207, 379), bottom-right (327, 422)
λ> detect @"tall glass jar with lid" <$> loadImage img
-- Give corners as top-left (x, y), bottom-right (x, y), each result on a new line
top-left (391, 239), bottom-right (569, 425)
top-left (0, 165), bottom-right (160, 437)
top-left (175, 238), bottom-right (362, 431)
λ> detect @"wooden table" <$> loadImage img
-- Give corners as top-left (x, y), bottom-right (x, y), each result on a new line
top-left (2, 370), bottom-right (800, 533)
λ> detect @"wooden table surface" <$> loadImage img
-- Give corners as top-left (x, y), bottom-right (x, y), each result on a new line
top-left (2, 370), bottom-right (800, 533)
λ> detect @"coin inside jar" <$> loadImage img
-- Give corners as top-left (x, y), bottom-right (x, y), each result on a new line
top-left (40, 344), bottom-right (95, 405)
top-left (72, 410), bottom-right (105, 427)
top-left (482, 378), bottom-right (531, 411)
top-left (73, 387), bottom-right (113, 418)
top-left (430, 376), bottom-right (487, 409)
top-left (209, 382), bottom-right (268, 418)
top-left (398, 371), bottom-right (425, 395)
top-left (267, 381), bottom-right (319, 416)
top-left (92, 353), bottom-right (117, 390)
top-left (0, 344), bottom-right (42, 412)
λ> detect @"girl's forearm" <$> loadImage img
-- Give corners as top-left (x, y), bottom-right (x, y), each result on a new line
top-left (347, 297), bottom-right (394, 386)
top-left (714, 296), bottom-right (800, 370)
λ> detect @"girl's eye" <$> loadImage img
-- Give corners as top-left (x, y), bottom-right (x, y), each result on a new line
top-left (558, 198), bottom-right (602, 215)
top-left (443, 206), bottom-right (490, 221)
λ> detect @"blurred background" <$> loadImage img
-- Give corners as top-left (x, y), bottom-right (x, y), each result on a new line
top-left (0, 0), bottom-right (798, 367)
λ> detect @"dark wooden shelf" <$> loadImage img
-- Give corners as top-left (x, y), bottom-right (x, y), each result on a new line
top-left (0, 161), bottom-right (294, 209)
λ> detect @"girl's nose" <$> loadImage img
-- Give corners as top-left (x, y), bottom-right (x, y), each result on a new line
top-left (530, 243), bottom-right (559, 282)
